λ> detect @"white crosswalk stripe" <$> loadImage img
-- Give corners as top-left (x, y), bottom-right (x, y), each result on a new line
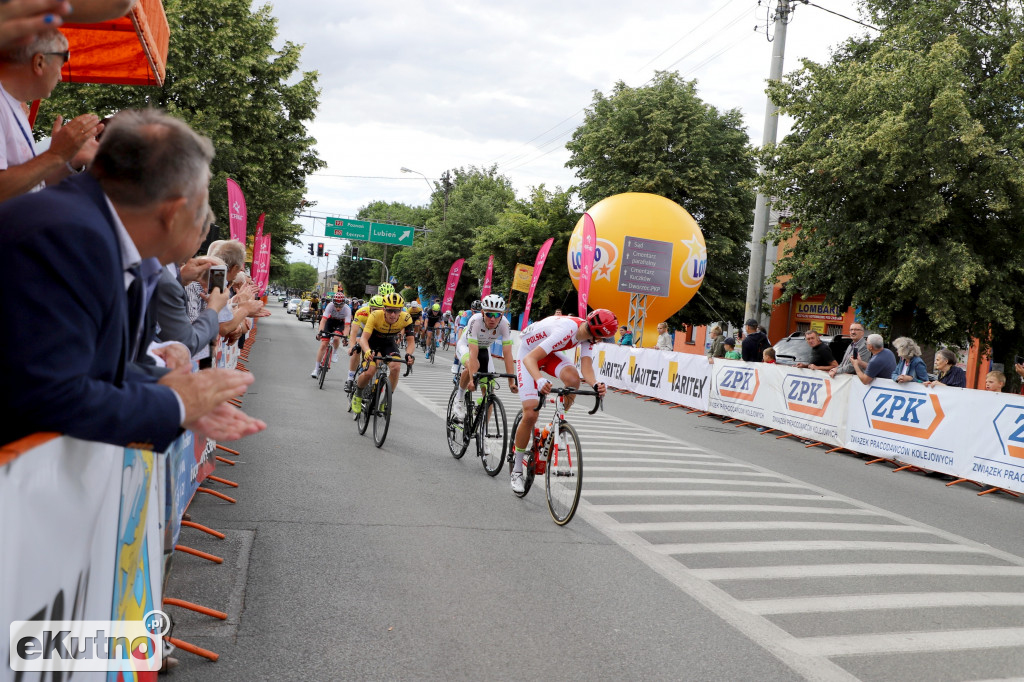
top-left (398, 349), bottom-right (1024, 680)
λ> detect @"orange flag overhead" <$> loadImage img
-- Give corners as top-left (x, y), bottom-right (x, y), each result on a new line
top-left (59, 0), bottom-right (169, 86)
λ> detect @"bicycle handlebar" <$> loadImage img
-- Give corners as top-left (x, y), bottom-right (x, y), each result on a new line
top-left (536, 386), bottom-right (603, 415)
top-left (472, 372), bottom-right (517, 381)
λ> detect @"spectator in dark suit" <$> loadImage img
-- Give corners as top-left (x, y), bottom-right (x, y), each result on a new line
top-left (0, 108), bottom-right (264, 449)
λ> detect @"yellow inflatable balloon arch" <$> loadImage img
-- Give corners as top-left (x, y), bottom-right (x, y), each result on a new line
top-left (568, 192), bottom-right (707, 346)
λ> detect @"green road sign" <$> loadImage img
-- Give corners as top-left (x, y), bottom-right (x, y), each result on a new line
top-left (325, 218), bottom-right (414, 246)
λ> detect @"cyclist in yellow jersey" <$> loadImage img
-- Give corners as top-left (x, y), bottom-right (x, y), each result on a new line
top-left (345, 294), bottom-right (384, 391)
top-left (351, 293), bottom-right (415, 414)
top-left (407, 299), bottom-right (423, 339)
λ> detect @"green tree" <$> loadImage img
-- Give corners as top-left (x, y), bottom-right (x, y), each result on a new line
top-left (38, 0), bottom-right (325, 267)
top-left (285, 262), bottom-right (317, 291)
top-left (760, 0), bottom-right (1024, 365)
top-left (565, 71), bottom-right (757, 326)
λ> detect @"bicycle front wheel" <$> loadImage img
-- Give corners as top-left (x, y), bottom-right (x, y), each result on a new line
top-left (317, 360), bottom-right (327, 389)
top-left (545, 421), bottom-right (583, 525)
top-left (372, 379), bottom-right (392, 448)
top-left (480, 394), bottom-right (507, 477)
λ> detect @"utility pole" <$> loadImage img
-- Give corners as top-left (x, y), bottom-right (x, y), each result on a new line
top-left (744, 0), bottom-right (792, 325)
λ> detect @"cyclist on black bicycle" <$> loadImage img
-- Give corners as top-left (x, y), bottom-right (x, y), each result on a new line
top-left (510, 309), bottom-right (617, 494)
top-left (424, 302), bottom-right (443, 359)
top-left (452, 295), bottom-right (517, 420)
top-left (311, 291), bottom-right (351, 378)
top-left (351, 292), bottom-right (415, 414)
top-left (346, 294), bottom-right (384, 390)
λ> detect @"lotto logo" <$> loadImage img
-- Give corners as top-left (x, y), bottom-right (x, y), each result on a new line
top-left (783, 374), bottom-right (832, 417)
top-left (717, 366), bottom-right (759, 401)
top-left (992, 405), bottom-right (1024, 460)
top-left (862, 387), bottom-right (944, 439)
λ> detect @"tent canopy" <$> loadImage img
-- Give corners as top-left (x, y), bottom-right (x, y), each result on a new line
top-left (60, 0), bottom-right (169, 86)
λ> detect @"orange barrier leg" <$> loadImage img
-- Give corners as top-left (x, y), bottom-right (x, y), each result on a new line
top-left (197, 487), bottom-right (236, 504)
top-left (776, 433), bottom-right (795, 440)
top-left (207, 474), bottom-right (239, 488)
top-left (759, 429), bottom-right (777, 435)
top-left (174, 545), bottom-right (224, 564)
top-left (165, 636), bottom-right (219, 662)
top-left (181, 520), bottom-right (226, 539)
top-left (864, 457), bottom-right (895, 466)
top-left (978, 486), bottom-right (1020, 498)
top-left (216, 445), bottom-right (240, 456)
top-left (804, 441), bottom-right (824, 448)
top-left (215, 455), bottom-right (236, 466)
top-left (734, 421), bottom-right (753, 428)
top-left (946, 478), bottom-right (985, 488)
top-left (892, 464), bottom-right (924, 473)
top-left (163, 597), bottom-right (228, 620)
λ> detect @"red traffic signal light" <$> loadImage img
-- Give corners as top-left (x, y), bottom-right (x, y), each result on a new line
top-left (317, 243), bottom-right (325, 257)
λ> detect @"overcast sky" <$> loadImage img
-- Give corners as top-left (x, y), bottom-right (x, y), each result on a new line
top-left (265, 0), bottom-right (870, 266)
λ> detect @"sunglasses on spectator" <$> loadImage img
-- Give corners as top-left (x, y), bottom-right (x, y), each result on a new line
top-left (44, 51), bottom-right (70, 64)
top-left (484, 312), bottom-right (502, 319)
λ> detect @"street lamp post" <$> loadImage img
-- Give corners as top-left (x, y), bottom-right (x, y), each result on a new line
top-left (401, 166), bottom-right (446, 227)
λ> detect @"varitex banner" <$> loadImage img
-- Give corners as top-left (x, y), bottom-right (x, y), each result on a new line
top-left (594, 343), bottom-right (710, 411)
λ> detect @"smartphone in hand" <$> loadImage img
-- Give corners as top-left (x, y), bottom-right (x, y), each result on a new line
top-left (208, 265), bottom-right (227, 294)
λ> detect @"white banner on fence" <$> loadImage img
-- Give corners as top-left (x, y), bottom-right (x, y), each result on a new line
top-left (593, 343), bottom-right (710, 411)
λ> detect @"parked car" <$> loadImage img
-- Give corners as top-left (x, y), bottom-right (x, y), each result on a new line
top-left (287, 298), bottom-right (300, 314)
top-left (297, 300), bottom-right (314, 321)
top-left (772, 332), bottom-right (852, 367)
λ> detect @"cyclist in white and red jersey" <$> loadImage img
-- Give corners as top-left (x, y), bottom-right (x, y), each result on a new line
top-left (510, 308), bottom-right (618, 493)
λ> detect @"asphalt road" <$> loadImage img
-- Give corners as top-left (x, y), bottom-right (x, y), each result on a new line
top-left (165, 310), bottom-right (1024, 681)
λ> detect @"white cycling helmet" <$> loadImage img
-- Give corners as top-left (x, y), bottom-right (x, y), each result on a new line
top-left (481, 294), bottom-right (506, 313)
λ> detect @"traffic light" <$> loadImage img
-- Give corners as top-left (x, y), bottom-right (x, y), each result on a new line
top-left (308, 243), bottom-right (314, 255)
top-left (324, 251), bottom-right (329, 257)
top-left (351, 246), bottom-right (360, 260)
top-left (317, 242), bottom-right (324, 257)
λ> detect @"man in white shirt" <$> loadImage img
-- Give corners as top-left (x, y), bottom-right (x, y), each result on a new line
top-left (0, 28), bottom-right (102, 202)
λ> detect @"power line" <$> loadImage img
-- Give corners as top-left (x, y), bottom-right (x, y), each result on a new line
top-left (797, 0), bottom-right (878, 31)
top-left (634, 0), bottom-right (744, 73)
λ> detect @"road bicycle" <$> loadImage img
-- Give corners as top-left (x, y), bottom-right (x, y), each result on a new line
top-left (314, 329), bottom-right (347, 389)
top-left (427, 329), bottom-right (439, 364)
top-left (353, 354), bottom-right (410, 448)
top-left (509, 386), bottom-right (601, 525)
top-left (445, 372), bottom-right (516, 476)
top-left (441, 325), bottom-right (453, 352)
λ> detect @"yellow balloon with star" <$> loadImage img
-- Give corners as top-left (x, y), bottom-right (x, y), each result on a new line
top-left (567, 192), bottom-right (707, 346)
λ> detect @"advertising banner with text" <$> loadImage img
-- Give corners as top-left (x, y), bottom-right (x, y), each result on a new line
top-left (594, 343), bottom-right (710, 411)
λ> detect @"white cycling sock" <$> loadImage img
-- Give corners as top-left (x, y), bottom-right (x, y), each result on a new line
top-left (512, 446), bottom-right (527, 474)
top-left (457, 387), bottom-right (466, 401)
top-left (348, 370), bottom-right (355, 380)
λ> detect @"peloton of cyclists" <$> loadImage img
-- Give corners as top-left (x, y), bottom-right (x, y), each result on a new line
top-left (311, 291), bottom-right (352, 378)
top-left (351, 292), bottom-right (416, 414)
top-left (510, 309), bottom-right (617, 494)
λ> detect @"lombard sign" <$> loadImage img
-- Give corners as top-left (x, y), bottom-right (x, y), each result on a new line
top-left (861, 387), bottom-right (944, 439)
top-left (716, 365), bottom-right (759, 401)
top-left (783, 374), bottom-right (832, 417)
top-left (992, 405), bottom-right (1024, 460)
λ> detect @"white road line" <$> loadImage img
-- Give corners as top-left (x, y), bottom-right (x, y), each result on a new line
top-left (787, 627), bottom-right (1024, 656)
top-left (585, 457), bottom-right (754, 468)
top-left (586, 477), bottom-right (806, 488)
top-left (591, 504), bottom-right (877, 516)
top-left (583, 490), bottom-right (840, 501)
top-left (584, 448), bottom-right (724, 460)
top-left (652, 541), bottom-right (984, 556)
top-left (691, 564), bottom-right (1024, 581)
top-left (615, 521), bottom-right (933, 533)
top-left (744, 592), bottom-right (1024, 615)
top-left (586, 466), bottom-right (778, 477)
top-left (581, 441), bottom-right (710, 451)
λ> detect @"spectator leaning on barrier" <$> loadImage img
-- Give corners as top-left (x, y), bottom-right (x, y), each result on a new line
top-left (0, 29), bottom-right (104, 202)
top-left (618, 326), bottom-right (633, 346)
top-left (830, 322), bottom-right (867, 378)
top-left (891, 336), bottom-right (929, 384)
top-left (985, 370), bottom-right (1006, 392)
top-left (208, 238), bottom-right (263, 342)
top-left (763, 347), bottom-right (776, 364)
top-left (0, 108), bottom-right (266, 449)
top-left (851, 333), bottom-right (897, 385)
top-left (795, 329), bottom-right (838, 371)
top-left (723, 337), bottom-right (741, 360)
top-left (656, 322), bottom-right (673, 351)
top-left (706, 325), bottom-right (725, 363)
top-left (924, 348), bottom-right (967, 388)
top-left (740, 318), bottom-right (770, 362)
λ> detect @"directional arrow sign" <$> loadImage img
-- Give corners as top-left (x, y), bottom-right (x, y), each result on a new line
top-left (369, 223), bottom-right (414, 246)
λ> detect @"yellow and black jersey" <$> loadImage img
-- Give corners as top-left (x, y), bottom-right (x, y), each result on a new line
top-left (353, 305), bottom-right (372, 328)
top-left (363, 309), bottom-right (415, 339)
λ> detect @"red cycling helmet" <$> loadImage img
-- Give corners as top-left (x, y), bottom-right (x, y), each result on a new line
top-left (333, 292), bottom-right (345, 302)
top-left (586, 308), bottom-right (618, 339)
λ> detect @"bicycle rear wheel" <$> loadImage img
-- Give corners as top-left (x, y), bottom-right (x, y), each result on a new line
top-left (508, 411), bottom-right (535, 498)
top-left (372, 379), bottom-right (392, 448)
top-left (545, 421), bottom-right (583, 525)
top-left (357, 381), bottom-right (373, 435)
top-left (317, 359), bottom-right (328, 389)
top-left (480, 394), bottom-right (507, 477)
top-left (446, 388), bottom-right (468, 459)
top-left (429, 341), bottom-right (437, 364)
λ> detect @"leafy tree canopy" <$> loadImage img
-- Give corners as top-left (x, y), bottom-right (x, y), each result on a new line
top-left (565, 71), bottom-right (758, 327)
top-left (38, 0), bottom-right (325, 279)
top-left (284, 262), bottom-right (317, 291)
top-left (760, 0), bottom-right (1024, 362)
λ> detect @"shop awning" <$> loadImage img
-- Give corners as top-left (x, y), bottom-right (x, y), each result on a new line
top-left (59, 0), bottom-right (169, 86)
